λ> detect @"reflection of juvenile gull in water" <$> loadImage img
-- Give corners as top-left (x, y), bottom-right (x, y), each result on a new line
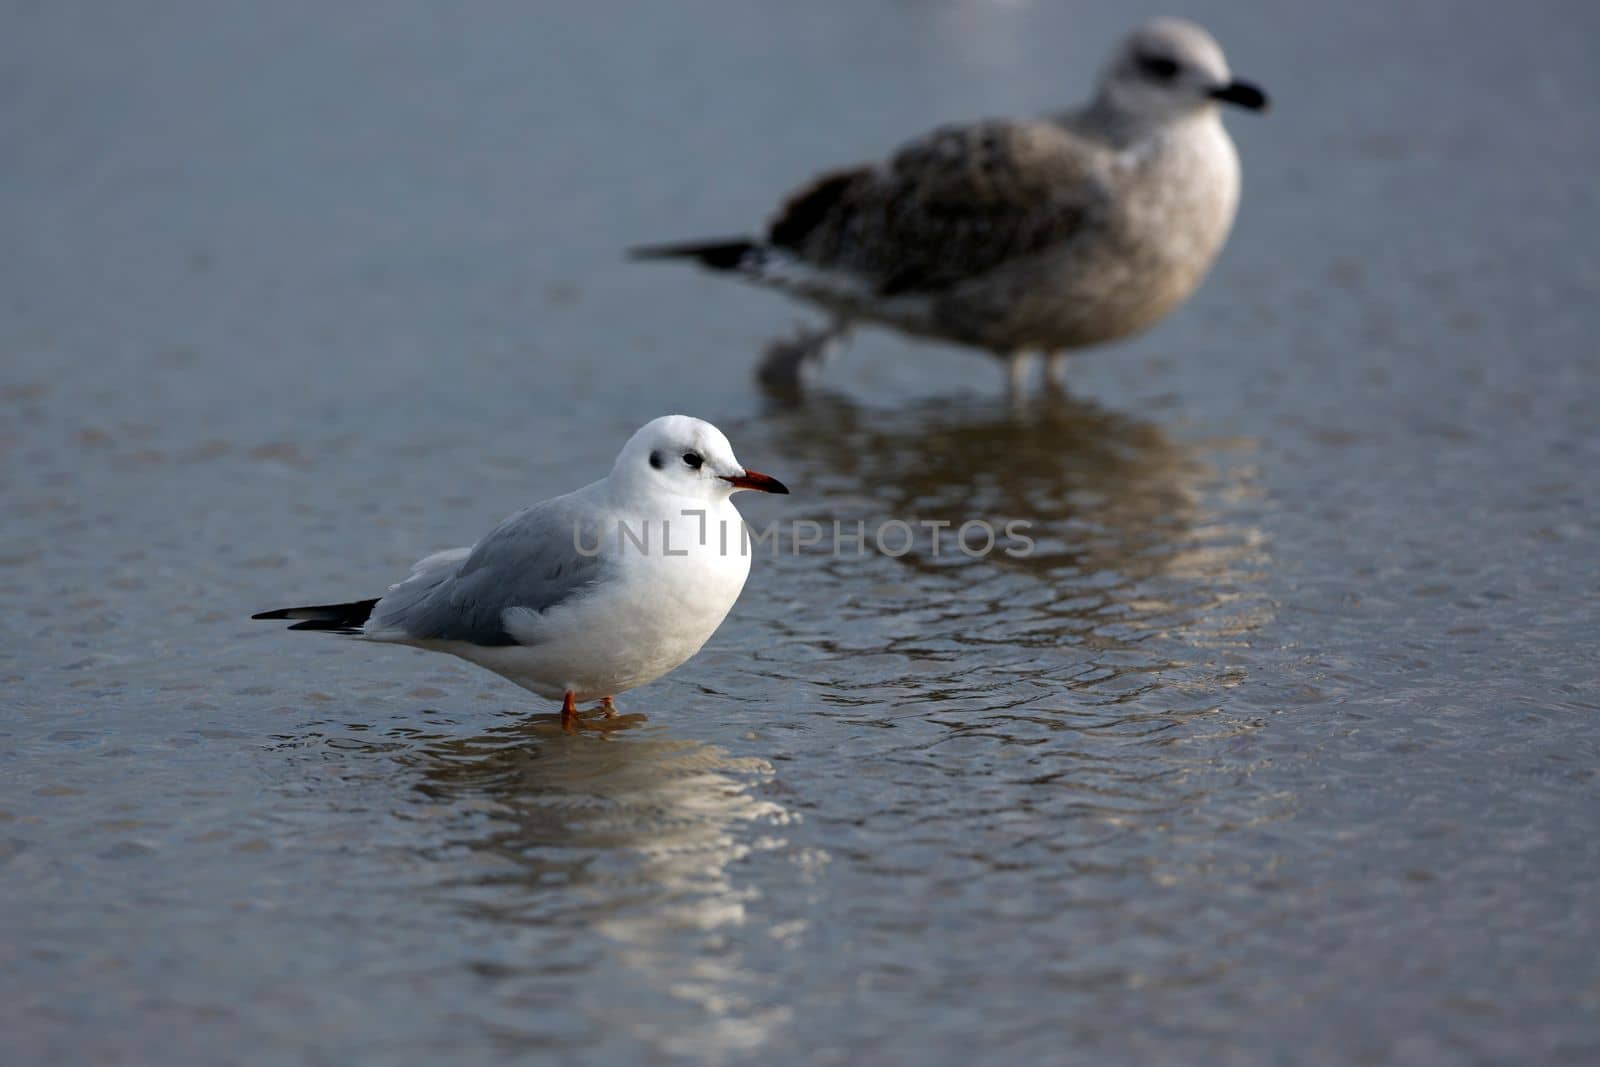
top-left (253, 416), bottom-right (789, 731)
top-left (632, 17), bottom-right (1268, 392)
top-left (760, 391), bottom-right (1271, 655)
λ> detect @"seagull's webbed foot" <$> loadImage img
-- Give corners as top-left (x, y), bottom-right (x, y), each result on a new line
top-left (557, 694), bottom-right (627, 733)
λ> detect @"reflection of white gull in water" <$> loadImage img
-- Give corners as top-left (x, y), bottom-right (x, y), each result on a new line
top-left (410, 718), bottom-right (818, 1055)
top-left (633, 17), bottom-right (1267, 392)
top-left (253, 416), bottom-right (788, 731)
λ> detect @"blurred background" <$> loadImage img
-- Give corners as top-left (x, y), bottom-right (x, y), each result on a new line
top-left (3, 1), bottom-right (1597, 1064)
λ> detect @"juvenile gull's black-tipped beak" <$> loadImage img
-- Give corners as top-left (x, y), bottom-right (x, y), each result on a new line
top-left (721, 468), bottom-right (789, 494)
top-left (1210, 79), bottom-right (1269, 112)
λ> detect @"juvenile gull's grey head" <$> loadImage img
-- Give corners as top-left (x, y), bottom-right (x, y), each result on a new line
top-left (1096, 17), bottom-right (1269, 123)
top-left (610, 414), bottom-right (789, 499)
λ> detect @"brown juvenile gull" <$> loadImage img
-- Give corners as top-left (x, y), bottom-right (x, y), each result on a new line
top-left (631, 17), bottom-right (1268, 392)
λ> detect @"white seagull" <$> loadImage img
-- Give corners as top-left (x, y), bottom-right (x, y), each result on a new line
top-left (253, 415), bottom-right (789, 731)
top-left (632, 17), bottom-right (1268, 392)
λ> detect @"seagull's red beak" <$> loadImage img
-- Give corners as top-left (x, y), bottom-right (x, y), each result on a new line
top-left (720, 468), bottom-right (790, 494)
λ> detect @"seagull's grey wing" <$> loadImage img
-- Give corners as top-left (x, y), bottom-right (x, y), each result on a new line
top-left (769, 118), bottom-right (1113, 295)
top-left (367, 496), bottom-right (609, 647)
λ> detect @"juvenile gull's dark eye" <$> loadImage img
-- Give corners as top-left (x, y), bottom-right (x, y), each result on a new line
top-left (1137, 54), bottom-right (1180, 80)
top-left (649, 450), bottom-right (664, 470)
top-left (682, 452), bottom-right (703, 469)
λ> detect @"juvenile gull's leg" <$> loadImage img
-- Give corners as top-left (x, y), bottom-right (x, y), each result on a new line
top-left (1045, 351), bottom-right (1072, 391)
top-left (560, 690), bottom-right (579, 733)
top-left (1006, 352), bottom-right (1040, 396)
top-left (757, 318), bottom-right (851, 392)
top-left (598, 696), bottom-right (617, 719)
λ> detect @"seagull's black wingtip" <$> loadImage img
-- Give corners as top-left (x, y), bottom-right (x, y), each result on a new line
top-left (251, 598), bottom-right (380, 630)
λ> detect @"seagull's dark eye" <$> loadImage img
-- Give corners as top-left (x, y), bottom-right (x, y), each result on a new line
top-left (682, 452), bottom-right (703, 470)
top-left (648, 450), bottom-right (664, 470)
top-left (1137, 54), bottom-right (1180, 81)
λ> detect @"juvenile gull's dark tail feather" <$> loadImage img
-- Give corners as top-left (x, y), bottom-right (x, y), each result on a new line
top-left (627, 238), bottom-right (759, 271)
top-left (252, 598), bottom-right (379, 635)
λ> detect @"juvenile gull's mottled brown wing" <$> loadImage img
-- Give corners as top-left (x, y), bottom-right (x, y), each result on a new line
top-left (767, 118), bottom-right (1114, 296)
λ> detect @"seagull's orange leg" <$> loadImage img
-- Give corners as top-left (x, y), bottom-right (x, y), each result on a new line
top-left (561, 690), bottom-right (579, 733)
top-left (599, 696), bottom-right (617, 719)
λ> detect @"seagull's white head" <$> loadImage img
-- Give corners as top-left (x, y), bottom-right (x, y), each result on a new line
top-left (611, 415), bottom-right (789, 501)
top-left (1097, 17), bottom-right (1268, 124)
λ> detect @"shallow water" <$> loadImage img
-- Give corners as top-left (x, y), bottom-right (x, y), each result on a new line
top-left (3, 1), bottom-right (1598, 1064)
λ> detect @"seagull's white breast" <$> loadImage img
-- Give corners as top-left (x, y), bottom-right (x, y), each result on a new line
top-left (456, 495), bottom-right (753, 701)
